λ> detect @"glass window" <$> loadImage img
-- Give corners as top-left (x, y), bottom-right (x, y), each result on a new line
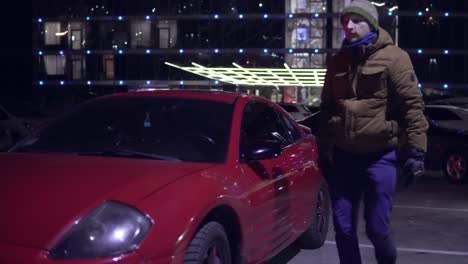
top-left (44, 55), bottom-right (66, 75)
top-left (13, 98), bottom-right (234, 163)
top-left (240, 102), bottom-right (292, 158)
top-left (44, 22), bottom-right (61, 45)
top-left (279, 113), bottom-right (303, 142)
top-left (131, 21), bottom-right (152, 48)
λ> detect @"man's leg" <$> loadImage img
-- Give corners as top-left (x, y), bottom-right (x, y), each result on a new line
top-left (329, 150), bottom-right (364, 264)
top-left (363, 151), bottom-right (398, 264)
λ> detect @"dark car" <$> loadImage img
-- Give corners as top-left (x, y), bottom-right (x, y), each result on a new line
top-left (425, 117), bottom-right (468, 184)
top-left (0, 104), bottom-right (33, 151)
top-left (1, 90), bottom-right (330, 264)
top-left (299, 111), bottom-right (468, 184)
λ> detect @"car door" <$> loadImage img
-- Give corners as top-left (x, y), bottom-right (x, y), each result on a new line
top-left (238, 101), bottom-right (303, 261)
top-left (275, 107), bottom-right (320, 234)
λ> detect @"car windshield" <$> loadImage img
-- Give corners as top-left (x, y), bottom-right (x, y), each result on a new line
top-left (12, 97), bottom-right (234, 163)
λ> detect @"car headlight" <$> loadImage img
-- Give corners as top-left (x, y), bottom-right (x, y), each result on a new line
top-left (50, 201), bottom-right (152, 259)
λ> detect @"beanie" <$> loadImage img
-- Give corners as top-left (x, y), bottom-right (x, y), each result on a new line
top-left (342, 0), bottom-right (379, 31)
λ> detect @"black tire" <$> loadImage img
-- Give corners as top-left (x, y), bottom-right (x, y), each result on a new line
top-left (443, 151), bottom-right (467, 184)
top-left (297, 178), bottom-right (330, 249)
top-left (184, 222), bottom-right (232, 264)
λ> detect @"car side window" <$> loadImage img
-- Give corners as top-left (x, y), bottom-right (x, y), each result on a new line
top-left (279, 112), bottom-right (303, 142)
top-left (426, 108), bottom-right (462, 121)
top-left (240, 102), bottom-right (291, 158)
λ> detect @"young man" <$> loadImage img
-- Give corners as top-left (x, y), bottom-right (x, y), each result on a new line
top-left (318, 0), bottom-right (428, 263)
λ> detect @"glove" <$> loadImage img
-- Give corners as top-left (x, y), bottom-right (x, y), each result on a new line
top-left (403, 148), bottom-right (425, 187)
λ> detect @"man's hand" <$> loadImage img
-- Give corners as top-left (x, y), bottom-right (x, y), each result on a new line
top-left (403, 148), bottom-right (425, 187)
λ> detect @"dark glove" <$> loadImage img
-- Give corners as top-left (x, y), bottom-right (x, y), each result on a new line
top-left (403, 148), bottom-right (425, 187)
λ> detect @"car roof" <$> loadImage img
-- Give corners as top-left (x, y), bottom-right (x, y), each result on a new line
top-left (99, 90), bottom-right (243, 104)
top-left (426, 104), bottom-right (468, 111)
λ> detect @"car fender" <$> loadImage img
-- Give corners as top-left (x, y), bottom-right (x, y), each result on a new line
top-left (135, 167), bottom-right (247, 263)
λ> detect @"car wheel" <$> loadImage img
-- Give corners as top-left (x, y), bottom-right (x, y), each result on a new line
top-left (297, 178), bottom-right (330, 249)
top-left (184, 222), bottom-right (232, 264)
top-left (444, 151), bottom-right (467, 184)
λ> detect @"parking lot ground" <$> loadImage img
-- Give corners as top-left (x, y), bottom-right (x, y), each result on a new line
top-left (268, 171), bottom-right (468, 264)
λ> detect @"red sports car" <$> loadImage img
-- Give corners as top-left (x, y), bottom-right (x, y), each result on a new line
top-left (0, 90), bottom-right (329, 264)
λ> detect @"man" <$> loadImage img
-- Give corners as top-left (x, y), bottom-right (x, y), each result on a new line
top-left (318, 0), bottom-right (428, 263)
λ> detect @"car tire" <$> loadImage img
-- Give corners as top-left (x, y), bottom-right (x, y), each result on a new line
top-left (184, 221), bottom-right (232, 264)
top-left (297, 178), bottom-right (330, 249)
top-left (443, 150), bottom-right (467, 184)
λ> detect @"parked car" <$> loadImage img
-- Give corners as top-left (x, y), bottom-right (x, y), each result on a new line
top-left (0, 104), bottom-right (33, 151)
top-left (427, 96), bottom-right (468, 109)
top-left (425, 114), bottom-right (468, 184)
top-left (425, 105), bottom-right (468, 131)
top-left (1, 90), bottom-right (330, 263)
top-left (299, 110), bottom-right (468, 184)
top-left (278, 103), bottom-right (313, 121)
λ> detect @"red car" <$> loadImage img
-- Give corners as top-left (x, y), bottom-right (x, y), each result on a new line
top-left (0, 90), bottom-right (329, 264)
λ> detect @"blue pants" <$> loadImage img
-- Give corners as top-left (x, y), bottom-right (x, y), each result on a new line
top-left (328, 149), bottom-right (397, 264)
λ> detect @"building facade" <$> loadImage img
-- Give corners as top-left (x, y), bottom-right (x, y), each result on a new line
top-left (32, 0), bottom-right (467, 113)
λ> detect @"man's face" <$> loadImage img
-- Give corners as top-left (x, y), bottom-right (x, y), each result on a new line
top-left (342, 14), bottom-right (372, 43)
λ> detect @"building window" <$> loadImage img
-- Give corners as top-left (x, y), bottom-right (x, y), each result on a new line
top-left (103, 55), bottom-right (115, 80)
top-left (72, 55), bottom-right (84, 80)
top-left (159, 28), bottom-right (170, 48)
top-left (44, 55), bottom-right (66, 75)
top-left (44, 22), bottom-right (61, 45)
top-left (297, 27), bottom-right (308, 41)
top-left (131, 21), bottom-right (152, 48)
top-left (71, 30), bottom-right (82, 50)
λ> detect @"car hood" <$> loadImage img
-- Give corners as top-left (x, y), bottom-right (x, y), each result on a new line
top-left (0, 153), bottom-right (212, 249)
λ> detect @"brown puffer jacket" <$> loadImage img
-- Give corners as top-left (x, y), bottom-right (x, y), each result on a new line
top-left (319, 27), bottom-right (428, 154)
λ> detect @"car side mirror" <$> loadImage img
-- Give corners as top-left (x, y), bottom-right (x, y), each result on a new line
top-left (245, 140), bottom-right (282, 161)
top-left (299, 124), bottom-right (312, 135)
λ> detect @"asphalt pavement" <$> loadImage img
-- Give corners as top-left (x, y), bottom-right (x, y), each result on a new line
top-left (268, 171), bottom-right (468, 264)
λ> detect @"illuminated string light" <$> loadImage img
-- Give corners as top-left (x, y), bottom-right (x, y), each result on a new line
top-left (165, 62), bottom-right (327, 87)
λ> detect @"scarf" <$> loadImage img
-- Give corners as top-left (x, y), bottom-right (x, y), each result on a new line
top-left (344, 31), bottom-right (377, 49)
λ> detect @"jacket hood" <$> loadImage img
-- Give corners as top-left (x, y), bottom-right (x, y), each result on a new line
top-left (362, 27), bottom-right (394, 56)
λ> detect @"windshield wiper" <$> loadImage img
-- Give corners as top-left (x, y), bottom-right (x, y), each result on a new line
top-left (77, 148), bottom-right (180, 161)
